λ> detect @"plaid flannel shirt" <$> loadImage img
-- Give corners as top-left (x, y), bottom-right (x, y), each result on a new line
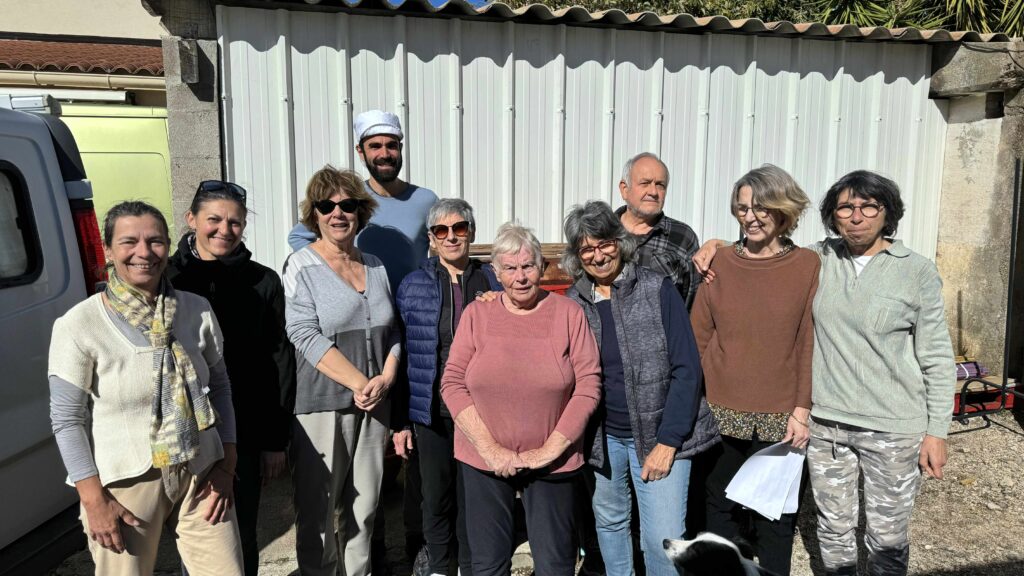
top-left (616, 205), bottom-right (701, 310)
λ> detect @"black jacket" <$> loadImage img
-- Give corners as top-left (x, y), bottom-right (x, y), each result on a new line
top-left (167, 235), bottom-right (296, 452)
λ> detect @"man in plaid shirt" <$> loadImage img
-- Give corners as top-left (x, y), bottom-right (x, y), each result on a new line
top-left (615, 152), bottom-right (702, 310)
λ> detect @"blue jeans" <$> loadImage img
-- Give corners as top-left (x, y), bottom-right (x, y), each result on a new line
top-left (592, 435), bottom-right (691, 576)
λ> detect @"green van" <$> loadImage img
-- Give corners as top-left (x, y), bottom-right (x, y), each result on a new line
top-left (58, 104), bottom-right (173, 233)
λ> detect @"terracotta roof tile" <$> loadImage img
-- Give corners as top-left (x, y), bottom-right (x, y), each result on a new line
top-left (0, 39), bottom-right (163, 76)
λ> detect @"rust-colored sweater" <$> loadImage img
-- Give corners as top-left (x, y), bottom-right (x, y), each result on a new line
top-left (690, 246), bottom-right (820, 413)
top-left (441, 292), bottom-right (602, 474)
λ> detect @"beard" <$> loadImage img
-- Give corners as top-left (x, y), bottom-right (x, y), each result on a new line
top-left (627, 201), bottom-right (662, 221)
top-left (364, 154), bottom-right (403, 184)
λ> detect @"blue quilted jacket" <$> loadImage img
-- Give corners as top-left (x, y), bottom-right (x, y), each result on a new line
top-left (396, 256), bottom-right (501, 425)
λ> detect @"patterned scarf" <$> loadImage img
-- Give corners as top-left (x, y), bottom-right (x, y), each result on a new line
top-left (104, 267), bottom-right (218, 468)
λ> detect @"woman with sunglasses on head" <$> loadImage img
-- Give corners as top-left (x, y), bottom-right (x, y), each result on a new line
top-left (693, 170), bottom-right (955, 576)
top-left (284, 165), bottom-right (401, 576)
top-left (689, 165), bottom-right (820, 576)
top-left (561, 201), bottom-right (713, 576)
top-left (392, 198), bottom-right (502, 576)
top-left (48, 201), bottom-right (243, 575)
top-left (165, 180), bottom-right (295, 576)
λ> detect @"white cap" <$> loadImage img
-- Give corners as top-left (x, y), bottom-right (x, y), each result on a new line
top-left (353, 110), bottom-right (403, 144)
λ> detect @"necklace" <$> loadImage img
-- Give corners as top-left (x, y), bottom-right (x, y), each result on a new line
top-left (734, 238), bottom-right (793, 259)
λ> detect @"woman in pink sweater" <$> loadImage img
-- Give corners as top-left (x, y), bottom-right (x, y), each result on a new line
top-left (441, 221), bottom-right (602, 576)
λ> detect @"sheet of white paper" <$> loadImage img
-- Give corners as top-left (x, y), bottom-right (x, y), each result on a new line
top-left (725, 441), bottom-right (805, 521)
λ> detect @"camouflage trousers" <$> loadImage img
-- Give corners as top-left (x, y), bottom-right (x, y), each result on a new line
top-left (807, 419), bottom-right (924, 576)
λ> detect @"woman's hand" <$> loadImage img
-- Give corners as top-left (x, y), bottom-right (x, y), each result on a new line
top-left (516, 445), bottom-right (559, 471)
top-left (78, 477), bottom-right (141, 554)
top-left (197, 465), bottom-right (235, 525)
top-left (393, 429), bottom-right (415, 459)
top-left (782, 407), bottom-right (811, 449)
top-left (475, 290), bottom-right (501, 303)
top-left (481, 445), bottom-right (519, 478)
top-left (640, 443), bottom-right (677, 482)
top-left (261, 451), bottom-right (287, 485)
top-left (919, 435), bottom-right (948, 479)
top-left (692, 239), bottom-right (727, 283)
top-left (355, 374), bottom-right (391, 412)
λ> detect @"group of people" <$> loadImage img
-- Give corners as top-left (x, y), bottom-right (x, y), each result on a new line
top-left (48, 108), bottom-right (955, 576)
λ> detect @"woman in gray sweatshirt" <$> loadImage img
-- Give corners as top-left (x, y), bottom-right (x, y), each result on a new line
top-left (284, 167), bottom-right (401, 576)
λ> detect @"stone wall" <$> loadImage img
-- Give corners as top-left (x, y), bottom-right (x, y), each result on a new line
top-left (935, 95), bottom-right (1007, 370)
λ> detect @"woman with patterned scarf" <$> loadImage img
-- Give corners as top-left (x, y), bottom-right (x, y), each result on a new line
top-left (48, 201), bottom-right (243, 576)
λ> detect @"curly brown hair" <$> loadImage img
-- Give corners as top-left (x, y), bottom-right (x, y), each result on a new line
top-left (299, 165), bottom-right (378, 237)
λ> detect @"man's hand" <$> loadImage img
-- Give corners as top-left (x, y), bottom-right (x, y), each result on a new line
top-left (393, 429), bottom-right (415, 459)
top-left (919, 435), bottom-right (947, 479)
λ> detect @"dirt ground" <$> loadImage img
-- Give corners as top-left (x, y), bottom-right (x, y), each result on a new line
top-left (50, 410), bottom-right (1024, 576)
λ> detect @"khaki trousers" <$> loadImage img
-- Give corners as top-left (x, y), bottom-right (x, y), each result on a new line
top-left (291, 403), bottom-right (389, 576)
top-left (81, 466), bottom-right (244, 576)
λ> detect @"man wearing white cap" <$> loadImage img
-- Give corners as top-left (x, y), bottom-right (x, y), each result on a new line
top-left (288, 110), bottom-right (438, 295)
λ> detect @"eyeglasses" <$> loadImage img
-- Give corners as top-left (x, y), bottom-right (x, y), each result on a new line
top-left (835, 203), bottom-right (883, 219)
top-left (577, 239), bottom-right (619, 260)
top-left (195, 180), bottom-right (247, 203)
top-left (429, 221), bottom-right (471, 240)
top-left (314, 198), bottom-right (362, 215)
top-left (733, 205), bottom-right (770, 218)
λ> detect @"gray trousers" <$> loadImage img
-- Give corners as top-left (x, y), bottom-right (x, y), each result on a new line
top-left (291, 403), bottom-right (389, 576)
top-left (807, 419), bottom-right (924, 576)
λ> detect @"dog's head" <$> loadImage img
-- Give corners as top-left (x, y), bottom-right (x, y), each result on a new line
top-left (662, 533), bottom-right (776, 576)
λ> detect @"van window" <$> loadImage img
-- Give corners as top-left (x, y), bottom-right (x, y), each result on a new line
top-left (0, 167), bottom-right (40, 285)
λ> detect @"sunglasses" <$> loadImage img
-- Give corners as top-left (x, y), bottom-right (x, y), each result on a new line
top-left (195, 180), bottom-right (247, 203)
top-left (314, 198), bottom-right (362, 215)
top-left (429, 221), bottom-right (471, 240)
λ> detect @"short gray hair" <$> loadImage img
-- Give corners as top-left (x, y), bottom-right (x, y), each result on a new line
top-left (562, 201), bottom-right (638, 280)
top-left (427, 197), bottom-right (476, 230)
top-left (620, 152), bottom-right (670, 188)
top-left (490, 221), bottom-right (544, 269)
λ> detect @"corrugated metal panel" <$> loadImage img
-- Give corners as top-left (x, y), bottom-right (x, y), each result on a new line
top-left (229, 0), bottom-right (1014, 43)
top-left (219, 5), bottom-right (948, 274)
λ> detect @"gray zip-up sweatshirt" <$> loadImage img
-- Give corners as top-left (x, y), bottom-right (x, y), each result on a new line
top-left (284, 247), bottom-right (401, 415)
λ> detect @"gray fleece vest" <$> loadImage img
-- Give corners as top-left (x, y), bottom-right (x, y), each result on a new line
top-left (568, 263), bottom-right (719, 468)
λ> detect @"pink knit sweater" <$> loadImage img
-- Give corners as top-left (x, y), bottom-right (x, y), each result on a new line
top-left (440, 292), bottom-right (602, 474)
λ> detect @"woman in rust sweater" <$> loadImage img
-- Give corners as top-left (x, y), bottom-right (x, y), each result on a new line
top-left (690, 164), bottom-right (819, 576)
top-left (440, 221), bottom-right (602, 576)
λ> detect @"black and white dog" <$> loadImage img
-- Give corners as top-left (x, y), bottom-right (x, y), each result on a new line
top-left (662, 533), bottom-right (780, 576)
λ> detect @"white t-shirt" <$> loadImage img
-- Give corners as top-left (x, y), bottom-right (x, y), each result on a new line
top-left (853, 254), bottom-right (873, 276)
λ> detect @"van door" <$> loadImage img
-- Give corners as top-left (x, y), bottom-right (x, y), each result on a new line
top-left (0, 108), bottom-right (83, 549)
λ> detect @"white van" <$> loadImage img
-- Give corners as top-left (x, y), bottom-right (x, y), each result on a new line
top-left (0, 102), bottom-right (105, 573)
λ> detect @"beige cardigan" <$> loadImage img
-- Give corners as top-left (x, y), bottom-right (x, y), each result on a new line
top-left (48, 292), bottom-right (226, 485)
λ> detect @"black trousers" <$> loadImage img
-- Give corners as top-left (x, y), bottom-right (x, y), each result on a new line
top-left (705, 435), bottom-right (801, 576)
top-left (235, 443), bottom-right (263, 576)
top-left (416, 419), bottom-right (472, 575)
top-left (460, 463), bottom-right (577, 576)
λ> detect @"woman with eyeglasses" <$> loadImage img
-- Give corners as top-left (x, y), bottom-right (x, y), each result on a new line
top-left (689, 165), bottom-right (820, 576)
top-left (693, 170), bottom-right (954, 576)
top-left (48, 201), bottom-right (243, 575)
top-left (561, 201), bottom-right (712, 576)
top-left (440, 221), bottom-right (602, 576)
top-left (391, 198), bottom-right (502, 576)
top-left (283, 166), bottom-right (401, 576)
top-left (165, 180), bottom-right (295, 576)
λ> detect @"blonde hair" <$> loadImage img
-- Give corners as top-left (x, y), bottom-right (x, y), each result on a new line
top-left (730, 164), bottom-right (809, 237)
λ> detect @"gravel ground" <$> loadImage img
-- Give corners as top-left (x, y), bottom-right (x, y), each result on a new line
top-left (50, 410), bottom-right (1024, 576)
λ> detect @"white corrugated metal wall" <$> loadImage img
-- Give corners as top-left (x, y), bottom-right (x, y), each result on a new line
top-left (217, 6), bottom-right (948, 274)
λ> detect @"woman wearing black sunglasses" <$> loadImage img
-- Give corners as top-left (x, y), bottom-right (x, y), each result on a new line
top-left (166, 180), bottom-right (296, 576)
top-left (392, 198), bottom-right (502, 576)
top-left (284, 166), bottom-right (402, 576)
